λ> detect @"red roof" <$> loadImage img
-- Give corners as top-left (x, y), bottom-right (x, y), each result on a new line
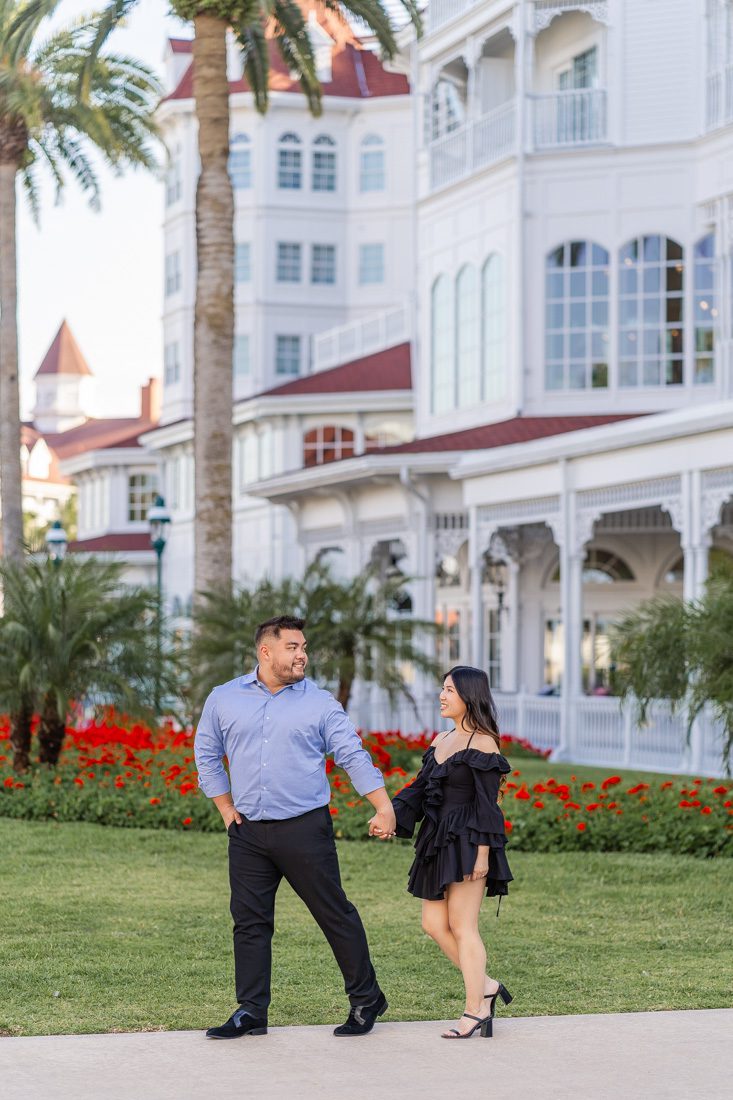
top-left (165, 8), bottom-right (409, 102)
top-left (169, 38), bottom-right (193, 54)
top-left (41, 419), bottom-right (153, 460)
top-left (35, 321), bottom-right (92, 379)
top-left (260, 342), bottom-right (411, 397)
top-left (69, 533), bottom-right (152, 554)
top-left (378, 415), bottom-right (645, 455)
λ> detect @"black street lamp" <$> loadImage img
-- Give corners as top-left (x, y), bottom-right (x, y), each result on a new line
top-left (147, 495), bottom-right (171, 713)
top-left (45, 520), bottom-right (68, 567)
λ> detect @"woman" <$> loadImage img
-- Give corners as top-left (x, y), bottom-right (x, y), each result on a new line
top-left (370, 666), bottom-right (513, 1039)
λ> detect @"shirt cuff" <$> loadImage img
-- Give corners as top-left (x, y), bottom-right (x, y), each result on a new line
top-left (350, 764), bottom-right (386, 797)
top-left (197, 776), bottom-right (231, 798)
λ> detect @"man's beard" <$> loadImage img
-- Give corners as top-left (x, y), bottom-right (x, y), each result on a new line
top-left (274, 660), bottom-right (306, 684)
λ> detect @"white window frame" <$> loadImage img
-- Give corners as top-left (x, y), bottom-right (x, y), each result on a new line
top-left (278, 132), bottom-right (302, 190)
top-left (311, 244), bottom-right (336, 285)
top-left (358, 243), bottom-right (385, 285)
top-left (275, 334), bottom-right (301, 375)
top-left (359, 135), bottom-right (385, 192)
top-left (276, 242), bottom-right (302, 283)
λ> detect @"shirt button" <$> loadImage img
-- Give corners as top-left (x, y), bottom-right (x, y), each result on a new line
top-left (263, 763), bottom-right (267, 767)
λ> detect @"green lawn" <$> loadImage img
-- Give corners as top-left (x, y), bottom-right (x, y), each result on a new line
top-left (1, 818), bottom-right (731, 1036)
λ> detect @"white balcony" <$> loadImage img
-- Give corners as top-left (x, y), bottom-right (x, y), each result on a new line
top-left (311, 304), bottom-right (412, 373)
top-left (707, 64), bottom-right (733, 130)
top-left (532, 87), bottom-right (607, 149)
top-left (428, 0), bottom-right (479, 34)
top-left (429, 100), bottom-right (516, 190)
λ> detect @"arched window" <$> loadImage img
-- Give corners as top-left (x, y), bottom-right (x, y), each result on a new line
top-left (303, 425), bottom-right (355, 467)
top-left (430, 79), bottom-right (466, 140)
top-left (312, 134), bottom-right (336, 192)
top-left (694, 233), bottom-right (715, 384)
top-left (359, 135), bottom-right (384, 192)
top-left (482, 254), bottom-right (505, 402)
top-left (619, 235), bottom-right (684, 387)
top-left (545, 241), bottom-right (609, 390)
top-left (278, 132), bottom-right (302, 190)
top-left (551, 548), bottom-right (635, 584)
top-left (431, 274), bottom-right (454, 414)
top-left (229, 133), bottom-right (251, 190)
top-left (456, 265), bottom-right (480, 407)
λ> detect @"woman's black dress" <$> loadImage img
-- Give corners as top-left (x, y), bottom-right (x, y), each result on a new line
top-left (392, 743), bottom-right (513, 901)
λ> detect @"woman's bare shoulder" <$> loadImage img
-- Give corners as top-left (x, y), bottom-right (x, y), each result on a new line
top-left (468, 730), bottom-right (502, 755)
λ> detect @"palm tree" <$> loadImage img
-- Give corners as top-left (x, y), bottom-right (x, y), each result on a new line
top-left (48, 0), bottom-right (421, 602)
top-left (188, 560), bottom-right (440, 716)
top-left (610, 570), bottom-right (733, 768)
top-left (0, 2), bottom-right (160, 562)
top-left (0, 556), bottom-right (180, 769)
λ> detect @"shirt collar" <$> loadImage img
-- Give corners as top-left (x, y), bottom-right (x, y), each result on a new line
top-left (242, 667), bottom-right (307, 692)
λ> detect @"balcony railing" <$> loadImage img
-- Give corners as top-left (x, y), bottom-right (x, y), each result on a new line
top-left (428, 0), bottom-right (478, 33)
top-left (707, 65), bottom-right (733, 130)
top-left (429, 100), bottom-right (516, 190)
top-left (532, 87), bottom-right (607, 149)
top-left (311, 304), bottom-right (411, 373)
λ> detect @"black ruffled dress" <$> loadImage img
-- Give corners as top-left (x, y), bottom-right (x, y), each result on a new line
top-left (392, 744), bottom-right (513, 902)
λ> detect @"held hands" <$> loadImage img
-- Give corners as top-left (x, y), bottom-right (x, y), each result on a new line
top-left (368, 806), bottom-right (397, 840)
top-left (466, 857), bottom-right (489, 882)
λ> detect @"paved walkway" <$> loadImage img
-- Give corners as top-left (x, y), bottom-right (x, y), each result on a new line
top-left (1, 1010), bottom-right (730, 1100)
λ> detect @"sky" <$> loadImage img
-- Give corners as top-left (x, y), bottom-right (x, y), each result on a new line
top-left (17, 0), bottom-right (187, 419)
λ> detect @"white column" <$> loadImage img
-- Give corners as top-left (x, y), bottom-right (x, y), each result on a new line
top-left (469, 507), bottom-right (485, 669)
top-left (502, 558), bottom-right (520, 692)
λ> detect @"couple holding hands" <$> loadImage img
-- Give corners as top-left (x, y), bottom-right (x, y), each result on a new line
top-left (194, 615), bottom-right (514, 1042)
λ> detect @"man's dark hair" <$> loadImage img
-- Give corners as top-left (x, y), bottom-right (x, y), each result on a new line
top-left (255, 615), bottom-right (306, 649)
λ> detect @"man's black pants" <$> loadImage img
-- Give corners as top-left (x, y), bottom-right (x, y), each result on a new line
top-left (227, 804), bottom-right (381, 1017)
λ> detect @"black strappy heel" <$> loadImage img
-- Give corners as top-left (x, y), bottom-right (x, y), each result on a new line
top-left (442, 1011), bottom-right (493, 1039)
top-left (486, 982), bottom-right (513, 1018)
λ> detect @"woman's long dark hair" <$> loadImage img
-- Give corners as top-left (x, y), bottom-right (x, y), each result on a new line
top-left (445, 665), bottom-right (500, 742)
top-left (445, 666), bottom-right (505, 799)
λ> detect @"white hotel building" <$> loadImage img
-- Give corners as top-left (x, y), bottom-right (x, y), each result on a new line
top-left (136, 1), bottom-right (733, 773)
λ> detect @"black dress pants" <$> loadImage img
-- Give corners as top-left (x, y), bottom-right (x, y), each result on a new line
top-left (227, 804), bottom-right (381, 1017)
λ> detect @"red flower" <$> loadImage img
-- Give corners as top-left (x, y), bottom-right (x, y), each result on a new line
top-left (533, 801), bottom-right (544, 809)
top-left (607, 801), bottom-right (618, 809)
top-left (582, 782), bottom-right (596, 792)
top-left (504, 819), bottom-right (513, 832)
top-left (149, 797), bottom-right (161, 806)
top-left (182, 817), bottom-right (192, 826)
top-left (179, 782), bottom-right (195, 794)
top-left (570, 775), bottom-right (577, 781)
top-left (701, 806), bottom-right (712, 815)
top-left (713, 786), bottom-right (728, 795)
top-left (601, 776), bottom-right (621, 789)
top-left (661, 781), bottom-right (673, 789)
top-left (14, 781), bottom-right (24, 788)
top-left (678, 800), bottom-right (693, 809)
top-left (725, 801), bottom-right (733, 808)
top-left (74, 777), bottom-right (85, 787)
top-left (626, 783), bottom-right (650, 795)
top-left (564, 801), bottom-right (581, 810)
top-left (512, 770), bottom-right (522, 777)
top-left (3, 776), bottom-right (14, 788)
top-left (329, 806), bottom-right (339, 816)
top-left (585, 803), bottom-right (600, 811)
top-left (576, 822), bottom-right (587, 831)
top-left (514, 788), bottom-right (531, 801)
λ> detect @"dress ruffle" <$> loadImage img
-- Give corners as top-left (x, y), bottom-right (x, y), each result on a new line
top-left (393, 747), bottom-right (513, 902)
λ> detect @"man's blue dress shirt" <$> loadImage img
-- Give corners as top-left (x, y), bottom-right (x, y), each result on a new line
top-left (194, 669), bottom-right (384, 820)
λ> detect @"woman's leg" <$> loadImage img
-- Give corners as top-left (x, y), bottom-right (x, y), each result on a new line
top-left (443, 878), bottom-right (490, 1034)
top-left (421, 896), bottom-right (498, 998)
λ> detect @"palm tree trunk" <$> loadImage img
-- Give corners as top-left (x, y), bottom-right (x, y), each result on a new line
top-left (0, 159), bottom-right (24, 562)
top-left (192, 16), bottom-right (234, 602)
top-left (337, 676), bottom-right (354, 710)
top-left (37, 693), bottom-right (66, 767)
top-left (10, 702), bottom-right (33, 773)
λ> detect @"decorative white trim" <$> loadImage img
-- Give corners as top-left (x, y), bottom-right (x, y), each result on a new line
top-left (578, 476), bottom-right (681, 514)
top-left (477, 495), bottom-right (560, 527)
top-left (532, 0), bottom-right (610, 34)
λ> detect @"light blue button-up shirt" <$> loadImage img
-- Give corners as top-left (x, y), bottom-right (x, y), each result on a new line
top-left (194, 669), bottom-right (384, 820)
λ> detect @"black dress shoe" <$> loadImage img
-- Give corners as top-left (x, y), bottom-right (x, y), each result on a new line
top-left (205, 1008), bottom-right (268, 1039)
top-left (333, 992), bottom-right (388, 1037)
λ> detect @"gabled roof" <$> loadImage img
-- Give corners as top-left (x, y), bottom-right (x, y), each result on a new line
top-left (69, 533), bottom-right (153, 554)
top-left (34, 321), bottom-right (93, 379)
top-left (376, 415), bottom-right (646, 455)
top-left (165, 7), bottom-right (409, 103)
top-left (24, 418), bottom-right (153, 461)
top-left (260, 342), bottom-right (411, 398)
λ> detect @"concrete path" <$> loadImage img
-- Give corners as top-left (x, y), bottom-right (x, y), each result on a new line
top-left (1, 1010), bottom-right (730, 1100)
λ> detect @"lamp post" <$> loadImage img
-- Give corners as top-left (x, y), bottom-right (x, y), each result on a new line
top-left (45, 520), bottom-right (68, 567)
top-left (147, 495), bottom-right (171, 713)
top-left (484, 557), bottom-right (506, 613)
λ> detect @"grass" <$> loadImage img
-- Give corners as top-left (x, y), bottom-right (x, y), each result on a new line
top-left (1, 818), bottom-right (731, 1036)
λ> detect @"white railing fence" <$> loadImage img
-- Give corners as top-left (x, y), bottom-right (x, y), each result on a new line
top-left (532, 88), bottom-right (607, 149)
top-left (430, 101), bottom-right (516, 190)
top-left (311, 304), bottom-right (411, 373)
top-left (348, 690), bottom-right (731, 778)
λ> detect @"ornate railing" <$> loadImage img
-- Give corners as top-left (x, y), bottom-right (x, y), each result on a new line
top-left (532, 87), bottom-right (607, 148)
top-left (429, 101), bottom-right (516, 190)
top-left (312, 304), bottom-right (411, 373)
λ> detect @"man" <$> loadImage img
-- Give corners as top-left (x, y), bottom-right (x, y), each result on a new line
top-left (194, 615), bottom-right (397, 1039)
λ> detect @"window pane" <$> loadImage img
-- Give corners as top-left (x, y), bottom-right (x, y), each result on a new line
top-left (359, 243), bottom-right (384, 284)
top-left (311, 244), bottom-right (336, 284)
top-left (275, 335), bottom-right (301, 375)
top-left (276, 242), bottom-right (301, 282)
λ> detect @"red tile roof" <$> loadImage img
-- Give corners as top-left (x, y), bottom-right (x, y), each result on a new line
top-left (23, 418), bottom-right (154, 461)
top-left (169, 38), bottom-right (193, 54)
top-left (35, 321), bottom-right (92, 379)
top-left (69, 533), bottom-right (152, 554)
top-left (377, 415), bottom-right (645, 454)
top-left (165, 8), bottom-right (409, 102)
top-left (260, 342), bottom-right (411, 397)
